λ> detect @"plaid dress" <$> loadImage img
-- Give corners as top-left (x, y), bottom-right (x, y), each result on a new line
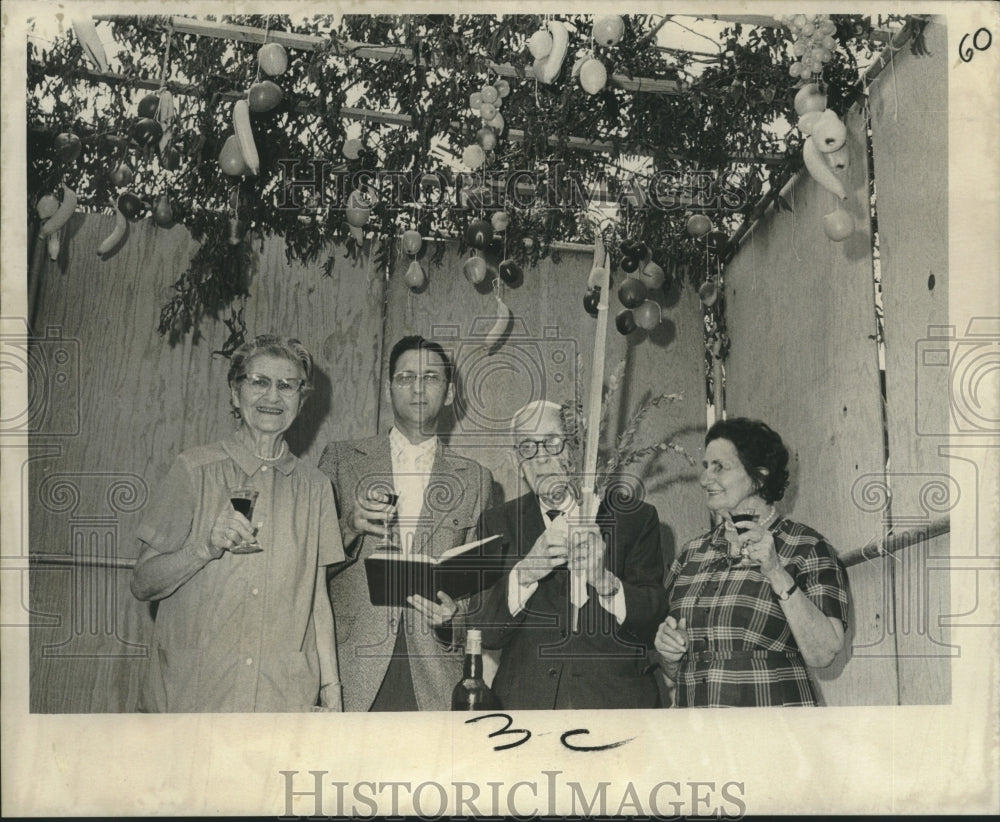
top-left (665, 517), bottom-right (849, 707)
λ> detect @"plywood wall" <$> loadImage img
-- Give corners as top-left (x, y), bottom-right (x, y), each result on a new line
top-left (722, 18), bottom-right (950, 706)
top-left (27, 216), bottom-right (706, 712)
top-left (869, 17), bottom-right (951, 704)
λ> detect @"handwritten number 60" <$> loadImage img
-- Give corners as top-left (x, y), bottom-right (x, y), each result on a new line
top-left (959, 28), bottom-right (992, 63)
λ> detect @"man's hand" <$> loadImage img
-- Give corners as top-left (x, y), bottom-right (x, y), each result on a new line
top-left (515, 531), bottom-right (569, 587)
top-left (350, 490), bottom-right (395, 539)
top-left (407, 590), bottom-right (457, 627)
top-left (568, 524), bottom-right (607, 587)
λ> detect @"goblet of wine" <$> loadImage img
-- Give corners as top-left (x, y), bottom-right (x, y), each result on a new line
top-left (228, 488), bottom-right (262, 554)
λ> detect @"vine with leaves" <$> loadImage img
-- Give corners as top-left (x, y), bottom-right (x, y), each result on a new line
top-left (27, 13), bottom-right (896, 361)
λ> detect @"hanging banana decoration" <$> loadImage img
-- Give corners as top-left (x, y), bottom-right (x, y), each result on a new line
top-left (536, 20), bottom-right (569, 84)
top-left (39, 186), bottom-right (77, 237)
top-left (802, 136), bottom-right (846, 200)
top-left (71, 17), bottom-right (109, 73)
top-left (233, 99), bottom-right (260, 175)
top-left (97, 209), bottom-right (128, 255)
top-left (483, 293), bottom-right (513, 354)
top-left (47, 230), bottom-right (61, 262)
top-left (156, 89), bottom-right (175, 155)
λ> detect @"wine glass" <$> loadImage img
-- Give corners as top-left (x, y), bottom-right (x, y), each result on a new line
top-left (367, 487), bottom-right (399, 551)
top-left (228, 488), bottom-right (262, 554)
top-left (728, 511), bottom-right (757, 567)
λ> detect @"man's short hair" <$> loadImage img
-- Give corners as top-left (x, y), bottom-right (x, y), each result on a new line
top-left (388, 335), bottom-right (455, 384)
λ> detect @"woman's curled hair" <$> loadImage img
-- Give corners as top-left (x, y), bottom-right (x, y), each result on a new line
top-left (706, 417), bottom-right (790, 504)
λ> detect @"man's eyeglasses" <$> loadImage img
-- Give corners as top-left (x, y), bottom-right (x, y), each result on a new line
top-left (515, 435), bottom-right (566, 460)
top-left (393, 372), bottom-right (445, 387)
top-left (239, 373), bottom-right (306, 396)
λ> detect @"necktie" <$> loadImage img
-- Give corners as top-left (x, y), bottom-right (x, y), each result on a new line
top-left (546, 509), bottom-right (561, 521)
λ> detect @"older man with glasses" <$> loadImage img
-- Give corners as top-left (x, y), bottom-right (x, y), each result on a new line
top-left (471, 400), bottom-right (669, 710)
top-left (318, 335), bottom-right (495, 711)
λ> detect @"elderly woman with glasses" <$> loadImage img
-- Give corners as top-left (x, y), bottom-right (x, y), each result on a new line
top-left (655, 418), bottom-right (849, 707)
top-left (131, 335), bottom-right (344, 712)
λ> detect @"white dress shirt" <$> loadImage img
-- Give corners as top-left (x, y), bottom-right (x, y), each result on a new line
top-left (388, 427), bottom-right (437, 555)
top-left (508, 497), bottom-right (626, 624)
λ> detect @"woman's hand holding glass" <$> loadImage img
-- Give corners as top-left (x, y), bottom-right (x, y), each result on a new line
top-left (207, 500), bottom-right (259, 558)
top-left (733, 520), bottom-right (782, 577)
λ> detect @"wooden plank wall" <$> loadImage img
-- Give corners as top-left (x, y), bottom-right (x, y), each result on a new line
top-left (27, 217), bottom-right (706, 712)
top-left (869, 17), bottom-right (951, 704)
top-left (722, 18), bottom-right (950, 705)
top-left (28, 216), bottom-right (384, 712)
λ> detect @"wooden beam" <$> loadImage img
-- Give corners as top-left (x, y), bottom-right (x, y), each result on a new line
top-left (841, 516), bottom-right (950, 567)
top-left (107, 16), bottom-right (688, 96)
top-left (31, 60), bottom-right (785, 165)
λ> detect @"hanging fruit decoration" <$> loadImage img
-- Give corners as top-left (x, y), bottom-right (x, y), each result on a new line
top-left (579, 58), bottom-right (607, 95)
top-left (618, 277), bottom-right (648, 309)
top-left (345, 187), bottom-right (373, 243)
top-left (248, 80), bottom-right (283, 113)
top-left (583, 286), bottom-right (602, 317)
top-left (342, 138), bottom-right (363, 160)
top-left (639, 260), bottom-right (666, 291)
top-left (36, 194), bottom-right (60, 220)
top-left (803, 136), bottom-right (847, 199)
top-left (779, 14), bottom-right (839, 80)
top-left (592, 15), bottom-right (625, 47)
top-left (404, 259), bottom-right (426, 290)
top-left (698, 280), bottom-right (719, 307)
top-left (463, 255), bottom-right (488, 284)
top-left (258, 42), bottom-right (288, 76)
top-left (498, 259), bottom-right (523, 286)
top-left (484, 294), bottom-right (513, 354)
top-left (823, 207), bottom-right (855, 242)
top-left (633, 299), bottom-right (662, 331)
top-left (233, 99), bottom-right (260, 175)
top-left (72, 16), bottom-right (109, 72)
top-left (152, 195), bottom-right (174, 227)
top-left (686, 213), bottom-right (713, 237)
top-left (464, 218), bottom-right (494, 251)
top-left (97, 209), bottom-right (128, 255)
top-left (532, 20), bottom-right (569, 84)
top-left (219, 134), bottom-right (249, 176)
top-left (39, 185), bottom-right (77, 237)
top-left (401, 229), bottom-right (422, 256)
top-left (117, 192), bottom-right (144, 221)
top-left (811, 109), bottom-right (846, 152)
top-left (615, 308), bottom-right (637, 335)
top-left (490, 211), bottom-right (510, 232)
top-left (55, 132), bottom-right (83, 163)
top-left (109, 162), bottom-right (134, 187)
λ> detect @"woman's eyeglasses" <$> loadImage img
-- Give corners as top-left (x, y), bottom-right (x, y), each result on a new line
top-left (239, 373), bottom-right (306, 396)
top-left (516, 435), bottom-right (566, 460)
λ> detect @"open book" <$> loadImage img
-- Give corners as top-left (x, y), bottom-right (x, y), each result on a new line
top-left (364, 535), bottom-right (507, 607)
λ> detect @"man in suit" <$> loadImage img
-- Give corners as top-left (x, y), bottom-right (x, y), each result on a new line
top-left (473, 400), bottom-right (668, 710)
top-left (318, 336), bottom-right (494, 711)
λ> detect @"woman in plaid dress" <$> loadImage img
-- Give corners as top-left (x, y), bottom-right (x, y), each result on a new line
top-left (656, 418), bottom-right (849, 707)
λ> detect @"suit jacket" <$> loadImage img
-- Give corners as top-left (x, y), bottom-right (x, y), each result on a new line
top-left (473, 492), bottom-right (668, 710)
top-left (318, 434), bottom-right (493, 711)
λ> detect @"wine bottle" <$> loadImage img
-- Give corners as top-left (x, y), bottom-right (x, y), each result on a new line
top-left (451, 629), bottom-right (499, 710)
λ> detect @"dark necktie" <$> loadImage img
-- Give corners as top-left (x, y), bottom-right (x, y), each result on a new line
top-left (546, 509), bottom-right (562, 522)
